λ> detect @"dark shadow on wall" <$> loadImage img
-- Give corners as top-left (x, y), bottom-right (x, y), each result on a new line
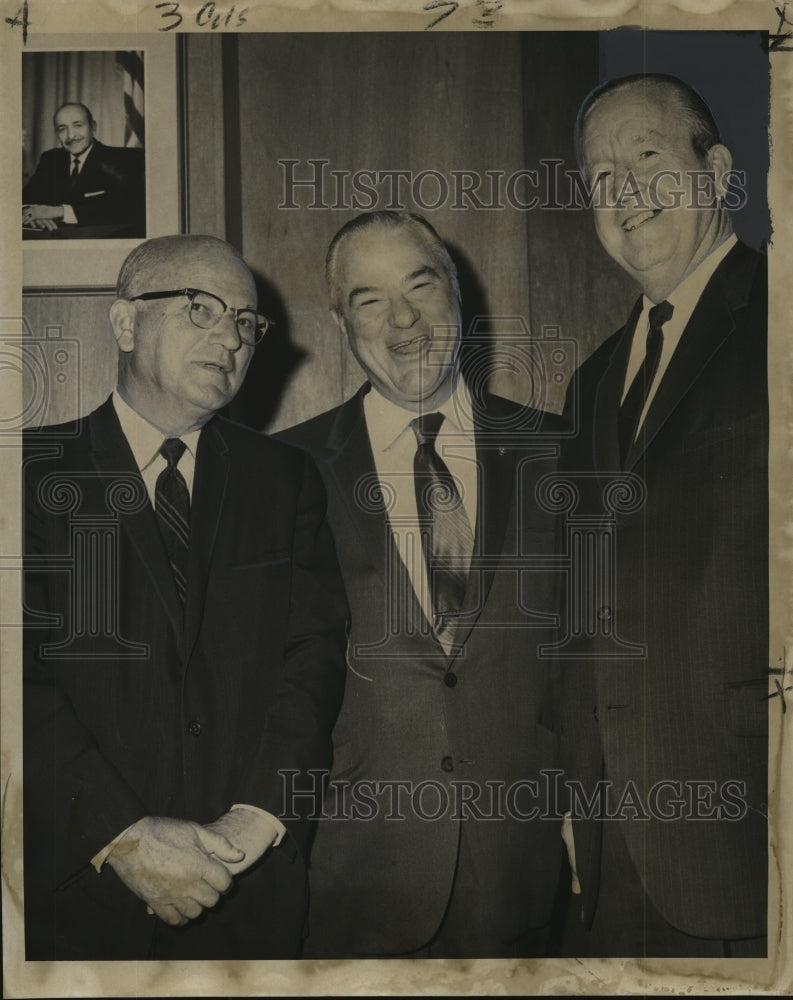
top-left (226, 270), bottom-right (306, 431)
top-left (449, 242), bottom-right (495, 401)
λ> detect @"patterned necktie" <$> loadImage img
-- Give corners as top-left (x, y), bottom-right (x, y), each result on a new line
top-left (70, 154), bottom-right (80, 190)
top-left (618, 299), bottom-right (674, 464)
top-left (412, 412), bottom-right (475, 649)
top-left (154, 438), bottom-right (190, 605)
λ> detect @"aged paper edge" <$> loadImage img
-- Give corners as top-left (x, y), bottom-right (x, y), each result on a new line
top-left (1, 1), bottom-right (791, 996)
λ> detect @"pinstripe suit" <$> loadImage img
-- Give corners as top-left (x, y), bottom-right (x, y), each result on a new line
top-left (557, 241), bottom-right (768, 952)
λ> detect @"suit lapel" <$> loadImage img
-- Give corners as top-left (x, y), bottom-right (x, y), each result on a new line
top-left (324, 385), bottom-right (394, 582)
top-left (184, 419), bottom-right (230, 660)
top-left (88, 398), bottom-right (183, 638)
top-left (594, 297), bottom-right (642, 472)
top-left (624, 242), bottom-right (757, 469)
top-left (450, 395), bottom-right (520, 655)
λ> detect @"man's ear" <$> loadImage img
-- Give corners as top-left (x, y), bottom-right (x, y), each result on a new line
top-left (110, 299), bottom-right (137, 354)
top-left (330, 308), bottom-right (347, 339)
top-left (706, 143), bottom-right (734, 199)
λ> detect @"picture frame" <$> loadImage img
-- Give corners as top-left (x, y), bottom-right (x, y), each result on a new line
top-left (21, 33), bottom-right (180, 291)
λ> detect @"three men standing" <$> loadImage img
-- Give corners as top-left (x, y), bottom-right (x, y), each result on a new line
top-left (22, 70), bottom-right (770, 964)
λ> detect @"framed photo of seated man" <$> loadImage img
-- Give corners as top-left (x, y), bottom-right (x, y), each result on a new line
top-left (21, 35), bottom-right (180, 289)
top-left (23, 50), bottom-right (146, 240)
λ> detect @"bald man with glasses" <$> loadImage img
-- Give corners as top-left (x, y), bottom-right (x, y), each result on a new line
top-left (23, 234), bottom-right (348, 960)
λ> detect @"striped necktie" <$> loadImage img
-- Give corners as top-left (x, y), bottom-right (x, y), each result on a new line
top-left (412, 412), bottom-right (474, 650)
top-left (154, 438), bottom-right (190, 605)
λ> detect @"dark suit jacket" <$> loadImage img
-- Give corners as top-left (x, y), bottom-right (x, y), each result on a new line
top-left (279, 386), bottom-right (566, 957)
top-left (558, 241), bottom-right (768, 943)
top-left (23, 397), bottom-right (348, 960)
top-left (23, 140), bottom-right (145, 236)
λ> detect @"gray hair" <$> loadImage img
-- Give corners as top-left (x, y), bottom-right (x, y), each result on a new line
top-left (116, 234), bottom-right (246, 298)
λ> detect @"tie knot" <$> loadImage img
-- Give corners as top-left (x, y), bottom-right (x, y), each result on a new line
top-left (160, 438), bottom-right (187, 468)
top-left (411, 412), bottom-right (445, 448)
top-left (648, 300), bottom-right (673, 331)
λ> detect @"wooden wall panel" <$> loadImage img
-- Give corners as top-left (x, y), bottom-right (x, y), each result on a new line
top-left (20, 293), bottom-right (117, 427)
top-left (22, 33), bottom-right (621, 433)
top-left (521, 32), bottom-right (637, 415)
top-left (232, 32), bottom-right (535, 433)
top-left (182, 35), bottom-right (227, 239)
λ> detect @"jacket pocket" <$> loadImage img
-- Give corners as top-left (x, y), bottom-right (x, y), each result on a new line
top-left (228, 550), bottom-right (291, 570)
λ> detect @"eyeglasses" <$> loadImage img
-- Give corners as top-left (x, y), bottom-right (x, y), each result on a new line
top-left (129, 288), bottom-right (273, 346)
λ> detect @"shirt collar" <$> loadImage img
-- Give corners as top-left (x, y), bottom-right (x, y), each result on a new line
top-left (71, 142), bottom-right (94, 165)
top-left (112, 388), bottom-right (201, 473)
top-left (644, 233), bottom-right (737, 317)
top-left (363, 377), bottom-right (475, 455)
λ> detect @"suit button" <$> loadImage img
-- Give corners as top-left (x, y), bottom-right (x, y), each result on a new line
top-left (597, 606), bottom-right (612, 622)
top-left (444, 672), bottom-right (457, 688)
top-left (441, 756), bottom-right (454, 773)
top-left (187, 720), bottom-right (202, 736)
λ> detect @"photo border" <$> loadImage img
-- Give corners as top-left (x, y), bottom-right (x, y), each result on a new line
top-left (2, 5), bottom-right (792, 998)
top-left (21, 32), bottom-right (180, 291)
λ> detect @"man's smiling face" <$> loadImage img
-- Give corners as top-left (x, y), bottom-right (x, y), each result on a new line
top-left (54, 104), bottom-right (96, 156)
top-left (581, 82), bottom-right (730, 301)
top-left (332, 224), bottom-right (462, 412)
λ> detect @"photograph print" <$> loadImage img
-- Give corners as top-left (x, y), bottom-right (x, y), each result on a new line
top-left (3, 13), bottom-right (789, 999)
top-left (22, 49), bottom-right (146, 241)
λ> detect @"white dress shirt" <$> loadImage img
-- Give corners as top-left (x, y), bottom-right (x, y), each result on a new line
top-left (113, 389), bottom-right (200, 501)
top-left (621, 234), bottom-right (737, 434)
top-left (363, 379), bottom-right (478, 630)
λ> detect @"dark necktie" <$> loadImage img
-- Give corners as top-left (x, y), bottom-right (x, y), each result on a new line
top-left (70, 155), bottom-right (80, 190)
top-left (618, 300), bottom-right (674, 464)
top-left (412, 412), bottom-right (474, 649)
top-left (154, 438), bottom-right (190, 605)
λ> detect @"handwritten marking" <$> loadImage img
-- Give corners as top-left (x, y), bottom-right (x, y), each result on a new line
top-left (472, 0), bottom-right (502, 27)
top-left (424, 0), bottom-right (458, 30)
top-left (423, 0), bottom-right (502, 30)
top-left (155, 0), bottom-right (182, 30)
top-left (768, 2), bottom-right (793, 50)
top-left (156, 0), bottom-right (248, 31)
top-left (4, 1), bottom-right (30, 43)
top-left (766, 648), bottom-right (792, 712)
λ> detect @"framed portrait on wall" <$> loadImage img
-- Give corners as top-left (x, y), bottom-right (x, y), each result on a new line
top-left (21, 33), bottom-right (180, 290)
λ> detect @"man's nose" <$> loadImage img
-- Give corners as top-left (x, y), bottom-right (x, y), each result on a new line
top-left (210, 310), bottom-right (245, 350)
top-left (611, 162), bottom-right (642, 205)
top-left (388, 294), bottom-right (419, 329)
